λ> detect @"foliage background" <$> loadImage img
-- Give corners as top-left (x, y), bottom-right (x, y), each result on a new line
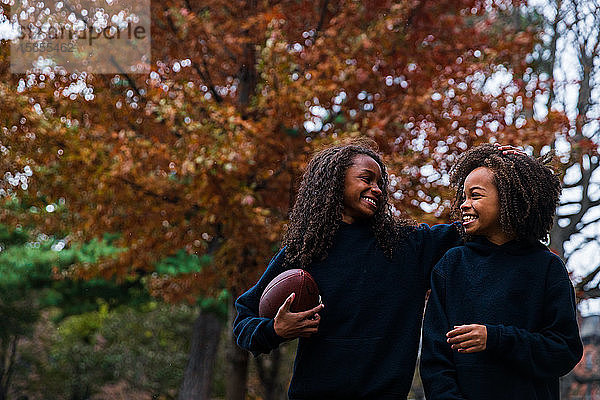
top-left (1, 0), bottom-right (599, 398)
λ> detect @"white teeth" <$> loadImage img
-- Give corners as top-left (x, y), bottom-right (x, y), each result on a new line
top-left (362, 197), bottom-right (376, 206)
top-left (462, 215), bottom-right (477, 222)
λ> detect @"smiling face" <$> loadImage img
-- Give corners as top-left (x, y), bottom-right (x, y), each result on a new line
top-left (341, 154), bottom-right (383, 224)
top-left (460, 166), bottom-right (513, 245)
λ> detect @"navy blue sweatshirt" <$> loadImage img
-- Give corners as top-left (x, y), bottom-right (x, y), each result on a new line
top-left (234, 221), bottom-right (460, 400)
top-left (421, 237), bottom-right (583, 400)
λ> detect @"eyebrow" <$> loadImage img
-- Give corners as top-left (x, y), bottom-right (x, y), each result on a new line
top-left (360, 169), bottom-right (383, 180)
top-left (467, 185), bottom-right (486, 192)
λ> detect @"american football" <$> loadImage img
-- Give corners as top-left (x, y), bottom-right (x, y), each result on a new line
top-left (259, 269), bottom-right (320, 319)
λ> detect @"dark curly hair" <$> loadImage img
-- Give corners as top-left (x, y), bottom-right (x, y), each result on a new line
top-left (449, 143), bottom-right (561, 242)
top-left (282, 139), bottom-right (416, 268)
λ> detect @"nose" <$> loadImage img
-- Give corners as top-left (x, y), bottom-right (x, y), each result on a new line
top-left (460, 197), bottom-right (470, 211)
top-left (371, 183), bottom-right (382, 197)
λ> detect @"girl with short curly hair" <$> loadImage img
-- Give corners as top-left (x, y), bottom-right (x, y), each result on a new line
top-left (421, 143), bottom-right (583, 400)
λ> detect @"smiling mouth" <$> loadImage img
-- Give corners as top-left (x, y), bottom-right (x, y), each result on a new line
top-left (361, 196), bottom-right (377, 208)
top-left (462, 214), bottom-right (478, 226)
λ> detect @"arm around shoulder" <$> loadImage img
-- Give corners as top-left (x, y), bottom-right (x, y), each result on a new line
top-left (415, 222), bottom-right (463, 284)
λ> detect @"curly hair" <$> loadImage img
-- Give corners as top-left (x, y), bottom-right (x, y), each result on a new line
top-left (282, 139), bottom-right (416, 268)
top-left (449, 143), bottom-right (561, 242)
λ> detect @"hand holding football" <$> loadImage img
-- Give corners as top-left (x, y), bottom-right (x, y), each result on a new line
top-left (259, 269), bottom-right (320, 318)
top-left (273, 293), bottom-right (323, 339)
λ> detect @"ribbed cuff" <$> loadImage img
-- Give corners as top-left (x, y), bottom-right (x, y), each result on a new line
top-left (485, 324), bottom-right (501, 352)
top-left (264, 319), bottom-right (287, 348)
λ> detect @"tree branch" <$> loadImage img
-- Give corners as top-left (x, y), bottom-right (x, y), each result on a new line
top-left (561, 164), bottom-right (595, 237)
top-left (116, 176), bottom-right (182, 204)
top-left (108, 56), bottom-right (142, 99)
top-left (313, 0), bottom-right (330, 40)
top-left (578, 215), bottom-right (600, 230)
top-left (162, 8), bottom-right (223, 104)
top-left (576, 262), bottom-right (600, 291)
top-left (557, 200), bottom-right (583, 207)
top-left (580, 287), bottom-right (600, 300)
top-left (192, 62), bottom-right (223, 103)
top-left (544, 0), bottom-right (563, 110)
top-left (115, 176), bottom-right (203, 220)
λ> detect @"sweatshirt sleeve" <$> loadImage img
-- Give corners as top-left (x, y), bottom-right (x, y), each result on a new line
top-left (485, 257), bottom-right (583, 379)
top-left (414, 222), bottom-right (462, 285)
top-left (421, 262), bottom-right (467, 400)
top-left (233, 247), bottom-right (288, 356)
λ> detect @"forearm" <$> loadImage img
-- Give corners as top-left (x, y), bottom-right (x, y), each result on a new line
top-left (233, 302), bottom-right (285, 355)
top-left (232, 248), bottom-right (288, 355)
top-left (485, 323), bottom-right (582, 378)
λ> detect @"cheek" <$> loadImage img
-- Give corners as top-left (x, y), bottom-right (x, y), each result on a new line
top-left (479, 200), bottom-right (499, 222)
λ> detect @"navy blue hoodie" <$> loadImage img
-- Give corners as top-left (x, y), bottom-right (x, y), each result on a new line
top-left (234, 221), bottom-right (460, 399)
top-left (421, 237), bottom-right (583, 400)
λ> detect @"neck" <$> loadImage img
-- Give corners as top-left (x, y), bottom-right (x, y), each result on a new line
top-left (486, 232), bottom-right (516, 246)
top-left (342, 214), bottom-right (355, 224)
top-left (341, 214), bottom-right (371, 225)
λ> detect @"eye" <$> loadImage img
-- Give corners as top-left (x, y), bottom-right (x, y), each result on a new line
top-left (360, 177), bottom-right (370, 183)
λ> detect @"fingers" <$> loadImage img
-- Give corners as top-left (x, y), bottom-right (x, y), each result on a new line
top-left (494, 143), bottom-right (526, 156)
top-left (494, 143), bottom-right (517, 150)
top-left (446, 325), bottom-right (472, 337)
top-left (295, 315), bottom-right (321, 338)
top-left (457, 345), bottom-right (485, 353)
top-left (447, 333), bottom-right (473, 344)
top-left (299, 314), bottom-right (320, 329)
top-left (447, 324), bottom-right (487, 353)
top-left (279, 292), bottom-right (295, 313)
top-left (447, 325), bottom-right (478, 343)
top-left (451, 339), bottom-right (479, 349)
top-left (298, 303), bottom-right (324, 319)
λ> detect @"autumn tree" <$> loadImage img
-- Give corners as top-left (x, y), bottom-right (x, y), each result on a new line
top-left (1, 0), bottom-right (569, 398)
top-left (519, 0), bottom-right (600, 396)
top-left (536, 0), bottom-right (600, 299)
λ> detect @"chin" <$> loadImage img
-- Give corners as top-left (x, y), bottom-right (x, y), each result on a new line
top-left (357, 212), bottom-right (375, 221)
top-left (363, 210), bottom-right (376, 218)
top-left (464, 227), bottom-right (478, 236)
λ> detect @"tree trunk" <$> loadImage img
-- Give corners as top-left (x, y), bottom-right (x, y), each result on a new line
top-left (0, 335), bottom-right (18, 400)
top-left (225, 298), bottom-right (249, 400)
top-left (255, 348), bottom-right (285, 400)
top-left (178, 310), bottom-right (224, 400)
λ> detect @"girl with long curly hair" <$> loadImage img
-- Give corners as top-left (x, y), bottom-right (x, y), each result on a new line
top-left (234, 139), bottom-right (463, 399)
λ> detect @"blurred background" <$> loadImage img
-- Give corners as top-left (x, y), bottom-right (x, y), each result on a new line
top-left (1, 0), bottom-right (600, 398)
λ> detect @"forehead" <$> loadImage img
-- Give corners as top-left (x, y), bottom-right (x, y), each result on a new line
top-left (349, 154), bottom-right (382, 175)
top-left (464, 166), bottom-right (495, 188)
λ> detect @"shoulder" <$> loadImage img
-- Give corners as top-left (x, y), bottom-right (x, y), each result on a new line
top-left (522, 244), bottom-right (570, 288)
top-left (268, 246), bottom-right (286, 267)
top-left (542, 249), bottom-right (571, 286)
top-left (527, 244), bottom-right (566, 271)
top-left (256, 247), bottom-right (289, 286)
top-left (432, 245), bottom-right (468, 275)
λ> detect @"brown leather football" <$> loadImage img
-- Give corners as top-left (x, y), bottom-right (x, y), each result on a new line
top-left (259, 269), bottom-right (320, 319)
